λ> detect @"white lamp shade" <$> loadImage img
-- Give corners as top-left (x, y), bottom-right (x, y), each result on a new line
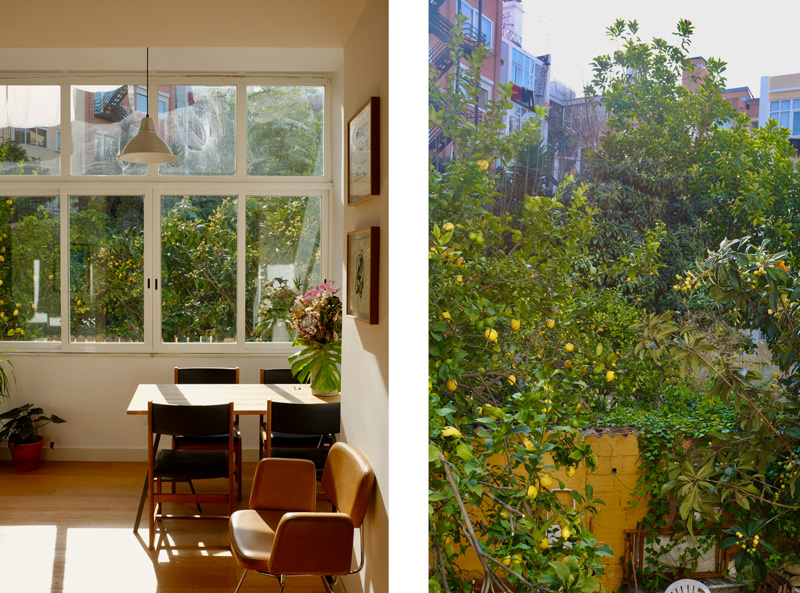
top-left (118, 116), bottom-right (176, 164)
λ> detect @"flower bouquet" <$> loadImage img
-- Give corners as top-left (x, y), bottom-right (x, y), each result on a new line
top-left (288, 282), bottom-right (342, 394)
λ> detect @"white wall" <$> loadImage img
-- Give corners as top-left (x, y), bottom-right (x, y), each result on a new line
top-left (340, 0), bottom-right (389, 591)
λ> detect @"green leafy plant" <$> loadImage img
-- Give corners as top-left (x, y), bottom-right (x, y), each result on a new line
top-left (288, 282), bottom-right (342, 393)
top-left (0, 403), bottom-right (66, 445)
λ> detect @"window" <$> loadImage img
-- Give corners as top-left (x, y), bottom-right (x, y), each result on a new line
top-left (1, 86), bottom-right (61, 175)
top-left (769, 99), bottom-right (800, 136)
top-left (511, 49), bottom-right (535, 90)
top-left (0, 74), bottom-right (330, 352)
top-left (13, 128), bottom-right (48, 149)
top-left (458, 2), bottom-right (493, 50)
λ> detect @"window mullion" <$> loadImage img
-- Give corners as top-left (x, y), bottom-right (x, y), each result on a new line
top-left (236, 189), bottom-right (246, 350)
top-left (59, 188), bottom-right (70, 348)
top-left (144, 188), bottom-right (157, 350)
top-left (236, 81), bottom-right (247, 178)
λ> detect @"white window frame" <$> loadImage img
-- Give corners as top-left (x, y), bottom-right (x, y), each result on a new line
top-left (769, 99), bottom-right (800, 137)
top-left (0, 72), bottom-right (333, 354)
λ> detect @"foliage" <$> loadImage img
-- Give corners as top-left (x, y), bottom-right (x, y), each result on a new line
top-left (0, 403), bottom-right (65, 445)
top-left (0, 141), bottom-right (46, 175)
top-left (429, 30), bottom-right (626, 593)
top-left (594, 389), bottom-right (736, 590)
top-left (582, 19), bottom-right (800, 313)
top-left (634, 238), bottom-right (800, 577)
top-left (288, 282), bottom-right (342, 392)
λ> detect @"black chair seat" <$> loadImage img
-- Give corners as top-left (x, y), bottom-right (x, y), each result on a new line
top-left (270, 431), bottom-right (328, 448)
top-left (174, 425), bottom-right (242, 447)
top-left (155, 449), bottom-right (230, 480)
top-left (270, 446), bottom-right (331, 474)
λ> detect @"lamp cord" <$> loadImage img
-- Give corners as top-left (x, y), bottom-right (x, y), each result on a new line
top-left (145, 47), bottom-right (150, 117)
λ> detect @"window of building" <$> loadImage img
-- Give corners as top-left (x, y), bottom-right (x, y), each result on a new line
top-left (458, 2), bottom-right (493, 50)
top-left (0, 74), bottom-right (330, 352)
top-left (511, 48), bottom-right (535, 90)
top-left (13, 127), bottom-right (48, 149)
top-left (769, 99), bottom-right (800, 136)
top-left (0, 85), bottom-right (61, 175)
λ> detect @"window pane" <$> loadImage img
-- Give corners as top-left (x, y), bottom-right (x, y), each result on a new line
top-left (0, 196), bottom-right (60, 341)
top-left (69, 196), bottom-right (144, 343)
top-left (246, 86), bottom-right (324, 176)
top-left (0, 86), bottom-right (60, 175)
top-left (793, 114), bottom-right (800, 137)
top-left (157, 85), bottom-right (236, 176)
top-left (71, 85), bottom-right (147, 176)
top-left (245, 196), bottom-right (321, 342)
top-left (794, 99), bottom-right (800, 110)
top-left (161, 196), bottom-right (237, 343)
top-left (780, 112), bottom-right (790, 127)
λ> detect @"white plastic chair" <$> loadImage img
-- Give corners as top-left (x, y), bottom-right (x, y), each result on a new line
top-left (664, 579), bottom-right (711, 593)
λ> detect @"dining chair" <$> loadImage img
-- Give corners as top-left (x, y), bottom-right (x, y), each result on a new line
top-left (258, 368), bottom-right (305, 459)
top-left (264, 400), bottom-right (340, 480)
top-left (229, 442), bottom-right (374, 593)
top-left (145, 401), bottom-right (235, 550)
top-left (173, 366), bottom-right (243, 500)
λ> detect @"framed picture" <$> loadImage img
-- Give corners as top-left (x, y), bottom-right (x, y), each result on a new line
top-left (347, 97), bottom-right (380, 205)
top-left (346, 226), bottom-right (380, 324)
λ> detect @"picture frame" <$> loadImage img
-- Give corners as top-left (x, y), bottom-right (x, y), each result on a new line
top-left (347, 97), bottom-right (380, 205)
top-left (346, 226), bottom-right (380, 324)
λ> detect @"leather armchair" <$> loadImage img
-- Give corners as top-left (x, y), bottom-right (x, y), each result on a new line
top-left (229, 442), bottom-right (374, 593)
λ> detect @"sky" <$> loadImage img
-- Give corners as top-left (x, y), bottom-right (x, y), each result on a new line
top-left (521, 0), bottom-right (798, 99)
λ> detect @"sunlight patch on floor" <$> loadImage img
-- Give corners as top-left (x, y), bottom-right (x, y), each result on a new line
top-left (0, 525), bottom-right (56, 592)
top-left (64, 528), bottom-right (157, 593)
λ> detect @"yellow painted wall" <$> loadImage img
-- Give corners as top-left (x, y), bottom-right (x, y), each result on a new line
top-left (454, 433), bottom-right (648, 591)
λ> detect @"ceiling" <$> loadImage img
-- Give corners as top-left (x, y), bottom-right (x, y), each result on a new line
top-left (0, 0), bottom-right (371, 49)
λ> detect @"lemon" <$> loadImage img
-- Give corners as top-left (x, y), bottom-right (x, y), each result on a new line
top-left (606, 370), bottom-right (616, 382)
top-left (527, 485), bottom-right (538, 499)
top-left (538, 538), bottom-right (549, 550)
top-left (441, 426), bottom-right (461, 437)
top-left (523, 437), bottom-right (534, 450)
top-left (508, 375), bottom-right (516, 385)
top-left (484, 328), bottom-right (498, 342)
top-left (565, 465), bottom-right (576, 477)
top-left (546, 318), bottom-right (555, 329)
top-left (561, 525), bottom-right (572, 540)
top-left (446, 379), bottom-right (458, 392)
top-left (565, 342), bottom-right (574, 352)
top-left (502, 555), bottom-right (512, 566)
top-left (510, 319), bottom-right (521, 331)
top-left (442, 222), bottom-right (454, 231)
top-left (441, 311), bottom-right (451, 320)
top-left (538, 474), bottom-right (553, 490)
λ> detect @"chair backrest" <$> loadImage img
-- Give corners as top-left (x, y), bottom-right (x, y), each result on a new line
top-left (149, 402), bottom-right (233, 438)
top-left (321, 442), bottom-right (374, 528)
top-left (269, 400), bottom-right (340, 436)
top-left (175, 367), bottom-right (239, 384)
top-left (260, 368), bottom-right (301, 384)
top-left (664, 580), bottom-right (711, 593)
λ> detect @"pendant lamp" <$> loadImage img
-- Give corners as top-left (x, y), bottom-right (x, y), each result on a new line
top-left (118, 48), bottom-right (176, 164)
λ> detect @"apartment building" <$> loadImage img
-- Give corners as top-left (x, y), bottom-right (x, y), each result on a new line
top-left (759, 72), bottom-right (800, 151)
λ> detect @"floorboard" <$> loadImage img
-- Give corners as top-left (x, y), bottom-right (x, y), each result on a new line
top-left (0, 460), bottom-right (328, 593)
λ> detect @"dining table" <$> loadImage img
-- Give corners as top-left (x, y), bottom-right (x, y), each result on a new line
top-left (127, 382), bottom-right (340, 463)
top-left (128, 383), bottom-right (340, 531)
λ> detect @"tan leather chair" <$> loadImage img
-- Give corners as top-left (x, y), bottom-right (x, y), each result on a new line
top-left (229, 442), bottom-right (374, 593)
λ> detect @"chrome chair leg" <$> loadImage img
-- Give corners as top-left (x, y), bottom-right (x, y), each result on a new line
top-left (233, 570), bottom-right (248, 593)
top-left (321, 575), bottom-right (337, 593)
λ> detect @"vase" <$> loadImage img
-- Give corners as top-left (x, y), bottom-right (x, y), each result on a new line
top-left (8, 437), bottom-right (45, 472)
top-left (271, 319), bottom-right (291, 342)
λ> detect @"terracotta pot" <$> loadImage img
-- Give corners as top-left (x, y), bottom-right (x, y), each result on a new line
top-left (8, 437), bottom-right (45, 472)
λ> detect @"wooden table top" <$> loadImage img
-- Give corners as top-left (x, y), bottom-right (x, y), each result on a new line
top-left (126, 383), bottom-right (340, 415)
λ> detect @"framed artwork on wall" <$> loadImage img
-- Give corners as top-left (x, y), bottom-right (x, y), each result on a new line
top-left (346, 226), bottom-right (379, 324)
top-left (347, 97), bottom-right (380, 205)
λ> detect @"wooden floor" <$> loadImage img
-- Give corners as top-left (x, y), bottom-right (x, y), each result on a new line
top-left (0, 460), bottom-right (329, 593)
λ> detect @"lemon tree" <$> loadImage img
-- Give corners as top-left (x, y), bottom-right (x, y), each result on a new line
top-left (429, 29), bottom-right (623, 593)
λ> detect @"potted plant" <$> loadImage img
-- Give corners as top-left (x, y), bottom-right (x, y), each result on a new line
top-left (0, 404), bottom-right (66, 471)
top-left (288, 281), bottom-right (342, 396)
